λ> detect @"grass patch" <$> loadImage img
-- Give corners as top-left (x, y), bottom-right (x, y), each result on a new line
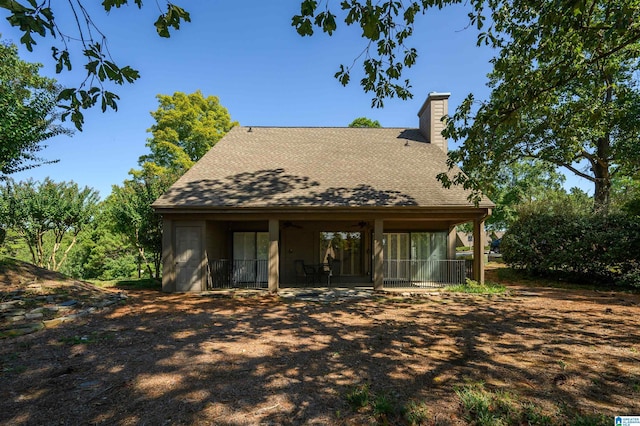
top-left (454, 381), bottom-right (614, 425)
top-left (456, 382), bottom-right (551, 425)
top-left (372, 393), bottom-right (395, 416)
top-left (346, 383), bottom-right (370, 410)
top-left (345, 385), bottom-right (436, 424)
top-left (403, 400), bottom-right (430, 425)
top-left (91, 278), bottom-right (161, 290)
top-left (446, 279), bottom-right (507, 294)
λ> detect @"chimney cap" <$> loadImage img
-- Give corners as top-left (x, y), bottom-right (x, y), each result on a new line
top-left (417, 92), bottom-right (451, 117)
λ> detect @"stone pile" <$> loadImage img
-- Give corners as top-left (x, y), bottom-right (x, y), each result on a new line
top-left (0, 286), bottom-right (127, 338)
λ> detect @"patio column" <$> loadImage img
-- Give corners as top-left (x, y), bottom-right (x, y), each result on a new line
top-left (161, 218), bottom-right (174, 293)
top-left (268, 219), bottom-right (279, 293)
top-left (473, 218), bottom-right (485, 284)
top-left (373, 219), bottom-right (384, 291)
top-left (447, 226), bottom-right (457, 260)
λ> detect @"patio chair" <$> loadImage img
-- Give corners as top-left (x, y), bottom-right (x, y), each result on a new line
top-left (302, 264), bottom-right (317, 285)
top-left (294, 259), bottom-right (316, 286)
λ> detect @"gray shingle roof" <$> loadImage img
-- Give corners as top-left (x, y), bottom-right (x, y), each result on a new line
top-left (153, 126), bottom-right (493, 209)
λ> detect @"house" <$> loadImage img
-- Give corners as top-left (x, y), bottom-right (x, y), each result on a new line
top-left (456, 230), bottom-right (505, 248)
top-left (153, 92), bottom-right (494, 293)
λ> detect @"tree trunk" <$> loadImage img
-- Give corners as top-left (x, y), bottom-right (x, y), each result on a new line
top-left (55, 235), bottom-right (78, 272)
top-left (592, 134), bottom-right (612, 213)
top-left (593, 169), bottom-right (611, 213)
top-left (592, 84), bottom-right (613, 213)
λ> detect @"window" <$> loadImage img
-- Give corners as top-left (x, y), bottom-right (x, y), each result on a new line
top-left (320, 232), bottom-right (362, 275)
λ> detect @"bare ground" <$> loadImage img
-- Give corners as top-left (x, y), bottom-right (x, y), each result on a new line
top-left (1, 261), bottom-right (640, 425)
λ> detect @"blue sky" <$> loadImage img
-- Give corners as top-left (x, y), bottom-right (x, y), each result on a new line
top-left (2, 1), bottom-right (590, 198)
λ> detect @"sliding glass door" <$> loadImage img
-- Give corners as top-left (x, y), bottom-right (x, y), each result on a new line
top-left (233, 232), bottom-right (268, 284)
top-left (383, 232), bottom-right (447, 283)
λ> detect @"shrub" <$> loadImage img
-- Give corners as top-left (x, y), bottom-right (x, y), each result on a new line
top-left (502, 209), bottom-right (640, 287)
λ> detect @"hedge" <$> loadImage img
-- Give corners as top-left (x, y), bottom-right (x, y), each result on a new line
top-left (502, 211), bottom-right (640, 287)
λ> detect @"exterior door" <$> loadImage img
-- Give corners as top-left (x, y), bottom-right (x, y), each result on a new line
top-left (175, 226), bottom-right (202, 292)
top-left (233, 232), bottom-right (269, 284)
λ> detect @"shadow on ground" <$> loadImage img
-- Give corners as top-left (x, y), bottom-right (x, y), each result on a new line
top-left (1, 283), bottom-right (639, 425)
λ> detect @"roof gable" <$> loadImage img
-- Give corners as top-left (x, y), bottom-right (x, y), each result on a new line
top-left (153, 126), bottom-right (493, 209)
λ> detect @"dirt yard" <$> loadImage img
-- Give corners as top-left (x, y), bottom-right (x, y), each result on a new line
top-left (1, 262), bottom-right (639, 425)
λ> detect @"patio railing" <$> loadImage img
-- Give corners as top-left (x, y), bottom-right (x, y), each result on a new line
top-left (383, 259), bottom-right (468, 288)
top-left (206, 258), bottom-right (470, 290)
top-left (207, 259), bottom-right (268, 290)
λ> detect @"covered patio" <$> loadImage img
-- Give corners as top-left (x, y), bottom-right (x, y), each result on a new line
top-left (158, 207), bottom-right (490, 293)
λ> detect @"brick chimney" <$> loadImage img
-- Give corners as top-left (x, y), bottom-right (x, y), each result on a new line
top-left (417, 92), bottom-right (450, 152)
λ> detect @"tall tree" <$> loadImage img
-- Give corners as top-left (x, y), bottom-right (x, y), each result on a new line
top-left (1, 178), bottom-right (99, 270)
top-left (483, 159), bottom-right (566, 230)
top-left (348, 117), bottom-right (381, 128)
top-left (439, 3), bottom-right (640, 211)
top-left (138, 90), bottom-right (237, 174)
top-left (107, 91), bottom-right (235, 278)
top-left (0, 40), bottom-right (70, 175)
top-left (106, 169), bottom-right (178, 278)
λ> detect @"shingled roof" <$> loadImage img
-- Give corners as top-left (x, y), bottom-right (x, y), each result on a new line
top-left (153, 126), bottom-right (493, 209)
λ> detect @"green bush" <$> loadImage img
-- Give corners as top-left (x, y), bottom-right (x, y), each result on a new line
top-left (502, 210), bottom-right (640, 287)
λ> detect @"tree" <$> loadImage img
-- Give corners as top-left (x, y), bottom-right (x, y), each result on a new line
top-left (0, 40), bottom-right (70, 175)
top-left (138, 91), bottom-right (237, 174)
top-left (611, 173), bottom-right (640, 216)
top-left (483, 159), bottom-right (566, 230)
top-left (1, 178), bottom-right (99, 270)
top-left (348, 117), bottom-right (381, 128)
top-left (106, 91), bottom-right (234, 279)
top-left (6, 1), bottom-right (640, 202)
top-left (430, 1), bottom-right (640, 212)
top-left (63, 209), bottom-right (137, 280)
top-left (106, 169), bottom-right (177, 279)
top-left (0, 1), bottom-right (190, 130)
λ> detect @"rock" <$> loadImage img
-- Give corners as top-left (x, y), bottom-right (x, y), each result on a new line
top-left (43, 317), bottom-right (67, 328)
top-left (2, 309), bottom-right (26, 316)
top-left (8, 315), bottom-right (26, 322)
top-left (25, 312), bottom-right (43, 320)
top-left (58, 300), bottom-right (78, 307)
top-left (0, 301), bottom-right (21, 311)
